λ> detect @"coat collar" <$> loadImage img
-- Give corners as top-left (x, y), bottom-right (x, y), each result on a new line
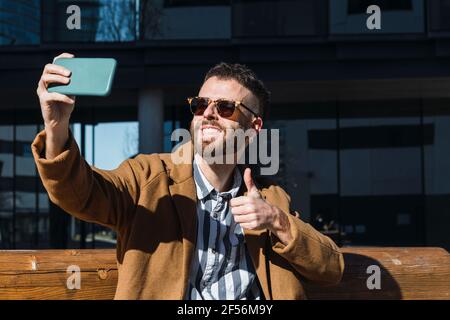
top-left (192, 154), bottom-right (243, 201)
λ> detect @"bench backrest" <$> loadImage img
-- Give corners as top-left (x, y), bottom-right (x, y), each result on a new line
top-left (0, 247), bottom-right (448, 299)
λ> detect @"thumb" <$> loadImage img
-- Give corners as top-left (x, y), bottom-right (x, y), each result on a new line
top-left (244, 168), bottom-right (261, 199)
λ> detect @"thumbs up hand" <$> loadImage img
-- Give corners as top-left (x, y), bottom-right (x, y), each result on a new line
top-left (230, 168), bottom-right (293, 244)
top-left (243, 167), bottom-right (262, 200)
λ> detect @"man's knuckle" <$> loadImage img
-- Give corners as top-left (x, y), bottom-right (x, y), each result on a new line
top-left (42, 92), bottom-right (52, 101)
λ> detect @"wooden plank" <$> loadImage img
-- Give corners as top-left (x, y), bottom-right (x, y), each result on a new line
top-left (0, 250), bottom-right (117, 271)
top-left (0, 270), bottom-right (118, 288)
top-left (305, 247), bottom-right (450, 300)
top-left (0, 250), bottom-right (117, 300)
top-left (0, 286), bottom-right (116, 300)
top-left (0, 247), bottom-right (448, 300)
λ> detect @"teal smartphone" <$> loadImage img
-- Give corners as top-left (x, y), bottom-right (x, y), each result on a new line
top-left (48, 58), bottom-right (117, 96)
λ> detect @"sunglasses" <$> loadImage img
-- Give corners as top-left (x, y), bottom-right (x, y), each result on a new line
top-left (187, 96), bottom-right (259, 119)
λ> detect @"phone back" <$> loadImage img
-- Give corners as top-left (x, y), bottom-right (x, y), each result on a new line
top-left (48, 58), bottom-right (116, 96)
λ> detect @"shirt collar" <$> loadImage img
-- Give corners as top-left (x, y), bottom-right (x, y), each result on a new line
top-left (193, 154), bottom-right (242, 201)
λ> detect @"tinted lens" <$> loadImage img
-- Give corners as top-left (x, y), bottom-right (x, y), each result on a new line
top-left (190, 97), bottom-right (209, 115)
top-left (216, 100), bottom-right (236, 118)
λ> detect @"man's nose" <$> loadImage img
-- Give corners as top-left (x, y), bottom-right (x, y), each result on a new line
top-left (202, 101), bottom-right (218, 119)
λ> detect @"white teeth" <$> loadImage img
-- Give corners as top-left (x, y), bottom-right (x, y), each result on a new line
top-left (203, 128), bottom-right (220, 135)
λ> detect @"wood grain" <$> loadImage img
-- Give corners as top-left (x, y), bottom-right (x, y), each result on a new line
top-left (306, 247), bottom-right (450, 300)
top-left (0, 247), bottom-right (448, 300)
top-left (0, 249), bottom-right (117, 300)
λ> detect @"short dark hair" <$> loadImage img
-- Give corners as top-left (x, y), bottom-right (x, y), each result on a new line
top-left (204, 62), bottom-right (270, 120)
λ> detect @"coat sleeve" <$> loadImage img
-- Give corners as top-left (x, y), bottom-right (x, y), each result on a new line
top-left (270, 211), bottom-right (345, 286)
top-left (31, 129), bottom-right (146, 231)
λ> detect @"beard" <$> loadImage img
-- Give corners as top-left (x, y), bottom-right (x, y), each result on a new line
top-left (190, 119), bottom-right (255, 165)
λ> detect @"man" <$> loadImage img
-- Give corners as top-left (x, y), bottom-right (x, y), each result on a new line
top-left (33, 53), bottom-right (344, 300)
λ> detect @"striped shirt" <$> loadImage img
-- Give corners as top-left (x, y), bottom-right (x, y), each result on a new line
top-left (185, 155), bottom-right (262, 300)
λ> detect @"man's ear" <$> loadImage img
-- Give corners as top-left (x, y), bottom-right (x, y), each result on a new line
top-left (252, 117), bottom-right (263, 133)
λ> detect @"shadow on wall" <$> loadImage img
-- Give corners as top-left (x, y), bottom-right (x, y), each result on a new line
top-left (304, 253), bottom-right (402, 300)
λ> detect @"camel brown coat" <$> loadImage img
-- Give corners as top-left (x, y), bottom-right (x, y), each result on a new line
top-left (31, 129), bottom-right (344, 299)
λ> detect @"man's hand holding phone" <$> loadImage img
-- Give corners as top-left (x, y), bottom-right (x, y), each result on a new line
top-left (36, 53), bottom-right (76, 160)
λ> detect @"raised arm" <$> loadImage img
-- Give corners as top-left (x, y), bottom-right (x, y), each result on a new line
top-left (34, 53), bottom-right (141, 231)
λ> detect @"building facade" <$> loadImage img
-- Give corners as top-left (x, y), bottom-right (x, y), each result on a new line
top-left (0, 0), bottom-right (450, 250)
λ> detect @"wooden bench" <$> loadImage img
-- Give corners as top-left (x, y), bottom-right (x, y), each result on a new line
top-left (0, 247), bottom-right (448, 300)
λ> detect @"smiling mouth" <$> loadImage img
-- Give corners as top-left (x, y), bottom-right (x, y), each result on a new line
top-left (201, 126), bottom-right (222, 133)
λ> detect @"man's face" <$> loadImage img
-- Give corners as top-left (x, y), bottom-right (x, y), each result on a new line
top-left (190, 77), bottom-right (262, 160)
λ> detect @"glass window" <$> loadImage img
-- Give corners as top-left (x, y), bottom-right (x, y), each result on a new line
top-left (91, 122), bottom-right (139, 170)
top-left (70, 121), bottom-right (139, 249)
top-left (164, 0), bottom-right (229, 6)
top-left (267, 100), bottom-right (431, 247)
top-left (0, 120), bottom-right (48, 249)
top-left (428, 0), bottom-right (450, 33)
top-left (141, 0), bottom-right (231, 40)
top-left (423, 99), bottom-right (450, 251)
top-left (37, 124), bottom-right (49, 248)
top-left (164, 105), bottom-right (181, 153)
top-left (339, 101), bottom-right (424, 246)
top-left (96, 0), bottom-right (138, 42)
top-left (0, 0), bottom-right (40, 45)
top-left (15, 125), bottom-right (38, 249)
top-left (0, 124), bottom-right (13, 248)
top-left (267, 103), bottom-right (340, 244)
top-left (233, 0), bottom-right (327, 38)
